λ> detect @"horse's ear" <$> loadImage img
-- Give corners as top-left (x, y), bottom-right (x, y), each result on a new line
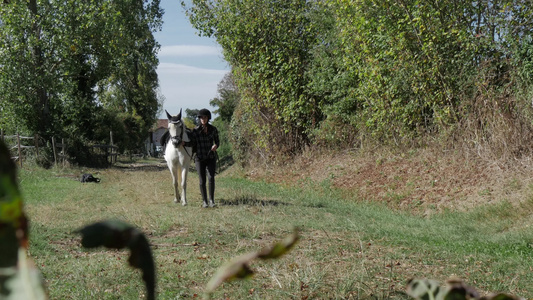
top-left (177, 108), bottom-right (182, 120)
top-left (165, 110), bottom-right (172, 120)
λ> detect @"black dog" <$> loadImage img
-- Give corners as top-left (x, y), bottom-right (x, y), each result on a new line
top-left (80, 173), bottom-right (100, 183)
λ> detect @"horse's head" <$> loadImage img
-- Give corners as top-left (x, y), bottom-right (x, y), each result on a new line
top-left (166, 109), bottom-right (184, 137)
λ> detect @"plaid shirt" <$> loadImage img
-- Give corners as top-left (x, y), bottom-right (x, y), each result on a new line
top-left (191, 124), bottom-right (219, 161)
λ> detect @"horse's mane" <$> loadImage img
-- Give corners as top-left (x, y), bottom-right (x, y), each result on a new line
top-left (161, 130), bottom-right (170, 151)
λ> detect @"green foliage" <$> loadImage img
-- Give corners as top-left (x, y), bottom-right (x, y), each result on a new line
top-left (208, 72), bottom-right (239, 163)
top-left (321, 0), bottom-right (476, 139)
top-left (211, 117), bottom-right (232, 163)
top-left (185, 108), bottom-right (200, 126)
top-left (0, 0), bottom-right (163, 164)
top-left (210, 73), bottom-right (239, 124)
top-left (314, 0), bottom-right (533, 146)
top-left (184, 0), bottom-right (321, 159)
top-left (184, 0), bottom-right (533, 160)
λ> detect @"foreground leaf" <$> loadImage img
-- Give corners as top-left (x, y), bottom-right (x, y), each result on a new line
top-left (406, 278), bottom-right (447, 300)
top-left (205, 228), bottom-right (299, 296)
top-left (406, 278), bottom-right (526, 300)
top-left (257, 228), bottom-right (299, 259)
top-left (205, 252), bottom-right (257, 293)
top-left (0, 140), bottom-right (46, 299)
top-left (76, 219), bottom-right (156, 300)
top-left (1, 248), bottom-right (48, 300)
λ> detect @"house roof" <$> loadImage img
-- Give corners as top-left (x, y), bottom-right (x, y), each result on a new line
top-left (154, 119), bottom-right (168, 130)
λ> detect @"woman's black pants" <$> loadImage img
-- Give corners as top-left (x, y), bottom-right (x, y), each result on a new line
top-left (195, 157), bottom-right (216, 203)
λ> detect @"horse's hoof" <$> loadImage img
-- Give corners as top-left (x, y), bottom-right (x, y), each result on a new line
top-left (182, 202), bottom-right (187, 206)
top-left (173, 199), bottom-right (179, 204)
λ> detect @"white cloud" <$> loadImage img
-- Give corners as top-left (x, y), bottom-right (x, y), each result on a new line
top-left (157, 63), bottom-right (228, 117)
top-left (158, 62), bottom-right (227, 76)
top-left (159, 45), bottom-right (221, 57)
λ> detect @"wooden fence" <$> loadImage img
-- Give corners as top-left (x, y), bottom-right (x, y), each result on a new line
top-left (1, 131), bottom-right (41, 168)
top-left (90, 145), bottom-right (118, 166)
top-left (90, 131), bottom-right (118, 166)
top-left (51, 136), bottom-right (68, 167)
top-left (1, 130), bottom-right (118, 167)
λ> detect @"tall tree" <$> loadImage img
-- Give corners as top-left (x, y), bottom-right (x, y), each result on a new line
top-left (0, 0), bottom-right (163, 162)
top-left (209, 72), bottom-right (239, 123)
top-left (184, 0), bottom-right (320, 158)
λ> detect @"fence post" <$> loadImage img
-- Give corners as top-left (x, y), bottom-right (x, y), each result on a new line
top-left (34, 134), bottom-right (39, 157)
top-left (61, 138), bottom-right (66, 166)
top-left (110, 131), bottom-right (115, 163)
top-left (17, 133), bottom-right (22, 168)
top-left (52, 137), bottom-right (57, 165)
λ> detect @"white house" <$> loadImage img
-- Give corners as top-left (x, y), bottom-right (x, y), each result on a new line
top-left (146, 119), bottom-right (168, 156)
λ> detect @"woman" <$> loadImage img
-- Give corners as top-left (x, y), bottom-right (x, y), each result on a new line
top-left (191, 108), bottom-right (220, 208)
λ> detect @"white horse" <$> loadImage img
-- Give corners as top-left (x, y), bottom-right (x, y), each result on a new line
top-left (163, 109), bottom-right (193, 205)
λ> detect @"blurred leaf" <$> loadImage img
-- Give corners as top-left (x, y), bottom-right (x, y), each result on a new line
top-left (0, 226), bottom-right (18, 268)
top-left (406, 278), bottom-right (525, 300)
top-left (0, 140), bottom-right (27, 238)
top-left (257, 228), bottom-right (299, 259)
top-left (445, 277), bottom-right (480, 300)
top-left (205, 252), bottom-right (256, 293)
top-left (406, 278), bottom-right (447, 300)
top-left (76, 219), bottom-right (155, 300)
top-left (76, 219), bottom-right (134, 249)
top-left (488, 294), bottom-right (526, 300)
top-left (206, 228), bottom-right (299, 295)
top-left (1, 248), bottom-right (48, 300)
top-left (0, 140), bottom-right (46, 299)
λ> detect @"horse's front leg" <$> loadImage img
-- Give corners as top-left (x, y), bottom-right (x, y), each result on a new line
top-left (168, 165), bottom-right (181, 204)
top-left (180, 166), bottom-right (188, 206)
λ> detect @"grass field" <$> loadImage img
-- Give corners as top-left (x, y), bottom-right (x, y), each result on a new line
top-left (18, 158), bottom-right (533, 299)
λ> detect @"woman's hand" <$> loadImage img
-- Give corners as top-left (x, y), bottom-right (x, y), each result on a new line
top-left (211, 145), bottom-right (218, 152)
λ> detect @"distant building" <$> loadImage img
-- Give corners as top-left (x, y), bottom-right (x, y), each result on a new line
top-left (146, 119), bottom-right (168, 156)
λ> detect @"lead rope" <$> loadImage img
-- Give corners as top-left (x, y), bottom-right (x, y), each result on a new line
top-left (215, 151), bottom-right (220, 175)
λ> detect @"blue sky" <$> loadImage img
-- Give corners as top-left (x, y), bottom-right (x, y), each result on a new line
top-left (154, 0), bottom-right (230, 119)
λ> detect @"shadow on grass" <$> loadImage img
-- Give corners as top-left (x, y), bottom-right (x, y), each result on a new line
top-left (112, 154), bottom-right (235, 174)
top-left (113, 163), bottom-right (168, 172)
top-left (219, 196), bottom-right (288, 207)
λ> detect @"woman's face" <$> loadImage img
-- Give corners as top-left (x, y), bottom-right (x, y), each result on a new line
top-left (199, 115), bottom-right (208, 125)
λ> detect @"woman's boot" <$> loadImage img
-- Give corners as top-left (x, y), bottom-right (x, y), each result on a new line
top-left (200, 185), bottom-right (208, 208)
top-left (208, 183), bottom-right (216, 207)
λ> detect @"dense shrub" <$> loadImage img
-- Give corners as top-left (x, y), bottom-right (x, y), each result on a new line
top-left (186, 0), bottom-right (533, 164)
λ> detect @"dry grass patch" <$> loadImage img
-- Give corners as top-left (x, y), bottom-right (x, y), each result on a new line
top-left (245, 147), bottom-right (533, 214)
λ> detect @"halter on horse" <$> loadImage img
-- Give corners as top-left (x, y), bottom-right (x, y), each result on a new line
top-left (163, 109), bottom-right (193, 205)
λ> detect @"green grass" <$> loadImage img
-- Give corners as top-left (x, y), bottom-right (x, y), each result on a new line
top-left (17, 162), bottom-right (533, 299)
